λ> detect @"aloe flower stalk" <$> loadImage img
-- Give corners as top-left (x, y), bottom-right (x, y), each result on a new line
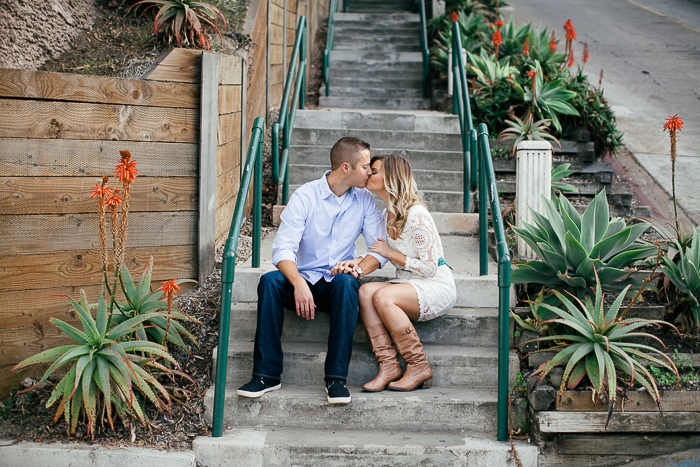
top-left (549, 30), bottom-right (557, 53)
top-left (91, 176), bottom-right (112, 269)
top-left (582, 42), bottom-right (589, 68)
top-left (492, 29), bottom-right (503, 58)
top-left (663, 115), bottom-right (684, 233)
top-left (599, 68), bottom-right (604, 87)
top-left (522, 36), bottom-right (530, 57)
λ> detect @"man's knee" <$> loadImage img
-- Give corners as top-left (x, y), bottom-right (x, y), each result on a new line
top-left (332, 273), bottom-right (360, 293)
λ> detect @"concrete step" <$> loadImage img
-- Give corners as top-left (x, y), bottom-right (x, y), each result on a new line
top-left (290, 145), bottom-right (463, 170)
top-left (334, 35), bottom-right (421, 47)
top-left (202, 386), bottom-right (510, 434)
top-left (347, 6), bottom-right (414, 13)
top-left (290, 163), bottom-right (462, 191)
top-left (319, 96), bottom-right (431, 110)
top-left (193, 427), bottom-right (538, 467)
top-left (228, 303), bottom-right (501, 347)
top-left (334, 32), bottom-right (420, 43)
top-left (328, 60), bottom-right (423, 72)
top-left (334, 20), bottom-right (420, 29)
top-left (329, 76), bottom-right (423, 89)
top-left (329, 67), bottom-right (422, 79)
top-left (334, 12), bottom-right (419, 22)
top-left (329, 86), bottom-right (423, 98)
top-left (330, 51), bottom-right (423, 64)
top-left (215, 340), bottom-right (519, 388)
top-left (291, 128), bottom-right (461, 151)
top-left (292, 109), bottom-right (460, 133)
top-left (333, 42), bottom-right (422, 52)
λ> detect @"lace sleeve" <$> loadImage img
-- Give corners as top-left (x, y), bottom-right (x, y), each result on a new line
top-left (403, 207), bottom-right (440, 277)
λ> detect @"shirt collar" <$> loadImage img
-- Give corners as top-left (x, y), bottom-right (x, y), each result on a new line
top-left (320, 170), bottom-right (356, 200)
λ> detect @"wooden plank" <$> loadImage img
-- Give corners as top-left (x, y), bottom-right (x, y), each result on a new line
top-left (217, 112), bottom-right (242, 146)
top-left (143, 48), bottom-right (202, 83)
top-left (0, 245), bottom-right (197, 292)
top-left (537, 411), bottom-right (700, 433)
top-left (270, 3), bottom-right (285, 26)
top-left (270, 64), bottom-right (284, 86)
top-left (557, 433), bottom-right (700, 456)
top-left (270, 83), bottom-right (284, 107)
top-left (0, 99), bottom-right (199, 143)
top-left (219, 54), bottom-right (243, 85)
top-left (538, 454), bottom-right (642, 467)
top-left (287, 27), bottom-right (297, 44)
top-left (215, 193), bottom-right (238, 241)
top-left (199, 52), bottom-right (218, 285)
top-left (217, 138), bottom-right (241, 176)
top-left (0, 176), bottom-right (197, 214)
top-left (493, 159), bottom-right (612, 174)
top-left (556, 390), bottom-right (700, 412)
top-left (289, 0), bottom-right (299, 13)
top-left (287, 10), bottom-right (298, 28)
top-left (218, 86), bottom-right (242, 115)
top-left (0, 139), bottom-right (198, 177)
top-left (1, 211), bottom-right (197, 254)
top-left (272, 0), bottom-right (285, 7)
top-left (216, 166), bottom-right (242, 208)
top-left (271, 23), bottom-right (285, 45)
top-left (271, 45), bottom-right (285, 66)
top-left (0, 69), bottom-right (199, 109)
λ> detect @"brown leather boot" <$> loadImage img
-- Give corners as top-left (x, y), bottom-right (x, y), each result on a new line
top-left (388, 326), bottom-right (432, 391)
top-left (362, 323), bottom-right (403, 392)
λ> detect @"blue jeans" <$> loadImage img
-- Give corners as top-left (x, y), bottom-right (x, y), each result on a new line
top-left (253, 271), bottom-right (360, 382)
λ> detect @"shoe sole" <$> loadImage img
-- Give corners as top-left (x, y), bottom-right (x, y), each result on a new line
top-left (237, 383), bottom-right (281, 398)
top-left (325, 387), bottom-right (352, 404)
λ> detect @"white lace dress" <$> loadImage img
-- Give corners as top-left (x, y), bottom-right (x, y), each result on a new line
top-left (384, 204), bottom-right (457, 321)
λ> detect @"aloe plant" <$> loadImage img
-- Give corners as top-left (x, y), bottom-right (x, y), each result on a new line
top-left (512, 188), bottom-right (656, 296)
top-left (551, 163), bottom-right (578, 195)
top-left (430, 11), bottom-right (489, 79)
top-left (660, 228), bottom-right (700, 332)
top-left (528, 279), bottom-right (679, 413)
top-left (12, 287), bottom-right (178, 439)
top-left (111, 259), bottom-right (198, 349)
top-left (467, 50), bottom-right (520, 88)
top-left (498, 113), bottom-right (559, 153)
top-left (515, 60), bottom-right (579, 133)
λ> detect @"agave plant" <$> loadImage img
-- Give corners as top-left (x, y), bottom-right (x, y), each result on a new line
top-left (515, 60), bottom-right (579, 133)
top-left (659, 228), bottom-right (700, 332)
top-left (512, 188), bottom-right (656, 296)
top-left (111, 259), bottom-right (198, 349)
top-left (498, 113), bottom-right (559, 155)
top-left (528, 280), bottom-right (679, 412)
top-left (12, 288), bottom-right (178, 439)
top-left (129, 0), bottom-right (226, 50)
top-left (467, 50), bottom-right (520, 88)
top-left (551, 163), bottom-right (578, 195)
top-left (511, 289), bottom-right (558, 335)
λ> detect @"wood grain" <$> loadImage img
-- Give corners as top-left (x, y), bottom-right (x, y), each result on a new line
top-left (270, 64), bottom-right (284, 87)
top-left (0, 99), bottom-right (199, 143)
top-left (271, 24), bottom-right (285, 45)
top-left (271, 45), bottom-right (285, 66)
top-left (270, 3), bottom-right (285, 27)
top-left (144, 48), bottom-right (201, 83)
top-left (537, 411), bottom-right (700, 433)
top-left (217, 139), bottom-right (241, 176)
top-left (1, 211), bottom-right (197, 254)
top-left (218, 86), bottom-right (242, 115)
top-left (0, 138), bottom-right (198, 177)
top-left (216, 166), bottom-right (242, 209)
top-left (217, 112), bottom-right (242, 146)
top-left (218, 55), bottom-right (243, 85)
top-left (0, 244), bottom-right (197, 291)
top-left (556, 390), bottom-right (700, 412)
top-left (0, 69), bottom-right (199, 109)
top-left (1, 176), bottom-right (197, 214)
top-left (215, 194), bottom-right (238, 241)
top-left (557, 433), bottom-right (700, 456)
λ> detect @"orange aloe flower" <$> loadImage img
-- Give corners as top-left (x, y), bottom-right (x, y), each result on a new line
top-left (91, 176), bottom-right (113, 200)
top-left (494, 19), bottom-right (504, 29)
top-left (106, 189), bottom-right (123, 207)
top-left (492, 29), bottom-right (503, 57)
top-left (664, 115), bottom-right (684, 133)
top-left (567, 48), bottom-right (575, 68)
top-left (663, 115), bottom-right (684, 232)
top-left (159, 279), bottom-right (181, 345)
top-left (582, 42), bottom-right (589, 65)
top-left (549, 31), bottom-right (557, 53)
top-left (526, 70), bottom-right (539, 80)
top-left (115, 150), bottom-right (141, 183)
top-left (522, 36), bottom-right (529, 57)
top-left (451, 11), bottom-right (459, 22)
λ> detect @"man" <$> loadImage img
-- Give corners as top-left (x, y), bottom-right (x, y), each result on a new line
top-left (237, 137), bottom-right (388, 404)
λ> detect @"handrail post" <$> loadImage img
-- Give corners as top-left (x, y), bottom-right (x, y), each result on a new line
top-left (212, 117), bottom-right (265, 437)
top-left (419, 0), bottom-right (429, 98)
top-left (478, 132), bottom-right (488, 276)
top-left (470, 129), bottom-right (478, 192)
top-left (497, 258), bottom-right (511, 442)
top-left (253, 129), bottom-right (262, 268)
top-left (300, 25), bottom-right (307, 110)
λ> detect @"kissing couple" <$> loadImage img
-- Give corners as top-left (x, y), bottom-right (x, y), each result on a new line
top-left (237, 136), bottom-right (457, 404)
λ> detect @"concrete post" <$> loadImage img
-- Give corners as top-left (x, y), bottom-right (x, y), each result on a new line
top-left (516, 141), bottom-right (552, 260)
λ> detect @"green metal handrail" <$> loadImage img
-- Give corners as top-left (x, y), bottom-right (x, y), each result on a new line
top-left (273, 16), bottom-right (307, 204)
top-left (323, 0), bottom-right (340, 97)
top-left (451, 20), bottom-right (512, 442)
top-left (418, 0), bottom-right (430, 98)
top-left (211, 117), bottom-right (265, 438)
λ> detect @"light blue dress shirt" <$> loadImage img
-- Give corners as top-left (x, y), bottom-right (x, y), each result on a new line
top-left (272, 171), bottom-right (388, 284)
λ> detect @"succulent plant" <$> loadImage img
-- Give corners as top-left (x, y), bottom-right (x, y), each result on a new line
top-left (512, 188), bottom-right (656, 296)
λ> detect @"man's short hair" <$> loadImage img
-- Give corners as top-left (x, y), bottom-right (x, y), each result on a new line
top-left (330, 137), bottom-right (370, 171)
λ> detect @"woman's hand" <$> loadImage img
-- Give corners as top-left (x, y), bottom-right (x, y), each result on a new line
top-left (370, 239), bottom-right (392, 257)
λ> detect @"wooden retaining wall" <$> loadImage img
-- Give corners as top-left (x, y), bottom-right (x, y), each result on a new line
top-left (0, 47), bottom-right (247, 396)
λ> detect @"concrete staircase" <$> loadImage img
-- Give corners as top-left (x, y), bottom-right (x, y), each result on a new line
top-left (196, 0), bottom-right (538, 465)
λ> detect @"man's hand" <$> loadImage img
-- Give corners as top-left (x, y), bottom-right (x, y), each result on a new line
top-left (293, 278), bottom-right (316, 320)
top-left (331, 257), bottom-right (363, 277)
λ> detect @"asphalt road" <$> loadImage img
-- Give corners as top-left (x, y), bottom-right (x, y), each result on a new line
top-left (504, 0), bottom-right (700, 227)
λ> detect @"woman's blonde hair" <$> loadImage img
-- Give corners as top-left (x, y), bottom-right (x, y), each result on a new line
top-left (371, 154), bottom-right (423, 236)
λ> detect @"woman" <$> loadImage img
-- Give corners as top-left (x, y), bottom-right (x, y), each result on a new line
top-left (338, 154), bottom-right (457, 392)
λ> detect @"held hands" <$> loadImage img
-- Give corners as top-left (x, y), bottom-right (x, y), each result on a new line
top-left (370, 238), bottom-right (392, 257)
top-left (331, 257), bottom-right (362, 278)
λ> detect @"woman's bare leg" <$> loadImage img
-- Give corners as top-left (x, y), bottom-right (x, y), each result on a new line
top-left (371, 283), bottom-right (421, 333)
top-left (358, 281), bottom-right (392, 328)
